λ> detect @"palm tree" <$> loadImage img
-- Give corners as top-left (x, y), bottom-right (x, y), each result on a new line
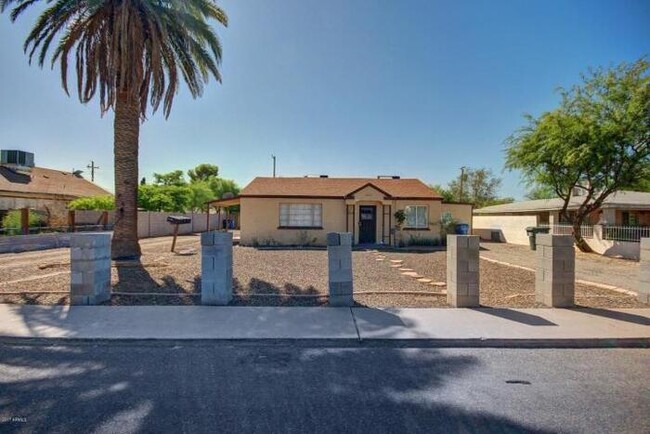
top-left (1, 0), bottom-right (227, 259)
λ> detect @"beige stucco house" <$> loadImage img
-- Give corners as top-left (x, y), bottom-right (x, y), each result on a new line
top-left (209, 176), bottom-right (472, 246)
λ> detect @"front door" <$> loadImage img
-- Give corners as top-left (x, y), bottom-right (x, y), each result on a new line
top-left (359, 206), bottom-right (377, 244)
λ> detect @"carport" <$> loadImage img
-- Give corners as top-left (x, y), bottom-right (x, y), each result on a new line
top-left (205, 195), bottom-right (241, 232)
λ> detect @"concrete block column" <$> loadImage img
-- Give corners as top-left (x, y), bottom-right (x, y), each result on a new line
top-left (447, 235), bottom-right (480, 307)
top-left (327, 232), bottom-right (353, 307)
top-left (201, 232), bottom-right (233, 305)
top-left (639, 238), bottom-right (650, 304)
top-left (70, 233), bottom-right (112, 305)
top-left (535, 234), bottom-right (575, 307)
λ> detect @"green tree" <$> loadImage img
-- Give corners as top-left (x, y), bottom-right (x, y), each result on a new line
top-left (188, 164), bottom-right (220, 183)
top-left (3, 0), bottom-right (228, 259)
top-left (525, 185), bottom-right (556, 201)
top-left (506, 59), bottom-right (650, 251)
top-left (138, 185), bottom-right (190, 213)
top-left (153, 170), bottom-right (187, 187)
top-left (207, 177), bottom-right (240, 199)
top-left (446, 168), bottom-right (512, 208)
top-left (68, 196), bottom-right (116, 211)
top-left (188, 181), bottom-right (215, 212)
top-left (429, 184), bottom-right (454, 202)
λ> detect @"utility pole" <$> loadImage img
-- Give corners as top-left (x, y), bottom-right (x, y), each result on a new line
top-left (272, 155), bottom-right (276, 178)
top-left (459, 166), bottom-right (467, 202)
top-left (87, 160), bottom-right (100, 182)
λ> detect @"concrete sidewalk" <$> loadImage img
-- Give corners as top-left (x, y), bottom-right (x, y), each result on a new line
top-left (0, 304), bottom-right (648, 347)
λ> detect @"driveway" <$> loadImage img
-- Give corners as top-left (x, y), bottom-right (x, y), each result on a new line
top-left (480, 242), bottom-right (640, 292)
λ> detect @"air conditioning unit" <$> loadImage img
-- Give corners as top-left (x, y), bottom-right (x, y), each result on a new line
top-left (1, 150), bottom-right (35, 173)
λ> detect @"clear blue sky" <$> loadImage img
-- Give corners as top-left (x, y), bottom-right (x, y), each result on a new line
top-left (0, 0), bottom-right (648, 199)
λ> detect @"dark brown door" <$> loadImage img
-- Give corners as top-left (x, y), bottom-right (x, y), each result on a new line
top-left (359, 206), bottom-right (377, 244)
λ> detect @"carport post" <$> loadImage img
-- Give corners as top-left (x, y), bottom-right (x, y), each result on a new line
top-left (535, 234), bottom-right (575, 307)
top-left (327, 232), bottom-right (354, 307)
top-left (639, 238), bottom-right (650, 304)
top-left (446, 235), bottom-right (480, 307)
top-left (20, 208), bottom-right (29, 235)
top-left (201, 231), bottom-right (233, 305)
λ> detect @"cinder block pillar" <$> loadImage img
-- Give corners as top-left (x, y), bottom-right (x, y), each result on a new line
top-left (535, 234), bottom-right (575, 307)
top-left (327, 232), bottom-right (353, 307)
top-left (639, 238), bottom-right (650, 304)
top-left (70, 233), bottom-right (112, 305)
top-left (447, 235), bottom-right (480, 307)
top-left (201, 231), bottom-right (233, 305)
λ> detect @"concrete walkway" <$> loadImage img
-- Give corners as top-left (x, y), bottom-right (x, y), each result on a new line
top-left (480, 242), bottom-right (640, 291)
top-left (0, 304), bottom-right (648, 347)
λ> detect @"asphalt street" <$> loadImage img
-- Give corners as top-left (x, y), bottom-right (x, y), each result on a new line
top-left (1, 342), bottom-right (648, 434)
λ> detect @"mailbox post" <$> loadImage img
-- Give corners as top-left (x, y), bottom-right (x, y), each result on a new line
top-left (166, 216), bottom-right (192, 252)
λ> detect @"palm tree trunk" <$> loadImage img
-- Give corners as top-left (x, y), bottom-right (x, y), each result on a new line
top-left (111, 92), bottom-right (142, 260)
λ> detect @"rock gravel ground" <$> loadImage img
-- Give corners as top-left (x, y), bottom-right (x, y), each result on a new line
top-left (0, 235), bottom-right (645, 308)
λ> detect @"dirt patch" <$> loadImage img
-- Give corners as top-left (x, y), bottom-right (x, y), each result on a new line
top-left (0, 236), bottom-right (646, 308)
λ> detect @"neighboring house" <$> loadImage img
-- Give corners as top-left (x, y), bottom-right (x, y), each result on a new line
top-left (473, 190), bottom-right (650, 258)
top-left (208, 176), bottom-right (472, 246)
top-left (0, 150), bottom-right (110, 226)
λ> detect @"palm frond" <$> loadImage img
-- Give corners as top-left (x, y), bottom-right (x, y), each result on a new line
top-left (2, 0), bottom-right (228, 118)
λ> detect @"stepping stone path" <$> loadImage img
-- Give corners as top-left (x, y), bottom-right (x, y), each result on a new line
top-left (401, 271), bottom-right (423, 278)
top-left (389, 260), bottom-right (403, 264)
top-left (398, 268), bottom-right (413, 272)
top-left (429, 281), bottom-right (446, 287)
top-left (417, 278), bottom-right (432, 283)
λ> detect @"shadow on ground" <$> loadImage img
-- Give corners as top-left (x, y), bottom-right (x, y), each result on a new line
top-left (232, 277), bottom-right (327, 306)
top-left (0, 343), bottom-right (557, 434)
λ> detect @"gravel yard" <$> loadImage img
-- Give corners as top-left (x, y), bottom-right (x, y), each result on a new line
top-left (0, 235), bottom-right (645, 308)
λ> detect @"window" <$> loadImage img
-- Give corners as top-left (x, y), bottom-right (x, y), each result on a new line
top-left (404, 206), bottom-right (428, 229)
top-left (279, 204), bottom-right (322, 228)
top-left (622, 211), bottom-right (638, 226)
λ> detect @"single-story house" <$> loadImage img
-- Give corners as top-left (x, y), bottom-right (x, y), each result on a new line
top-left (208, 176), bottom-right (473, 246)
top-left (0, 150), bottom-right (110, 226)
top-left (473, 190), bottom-right (650, 258)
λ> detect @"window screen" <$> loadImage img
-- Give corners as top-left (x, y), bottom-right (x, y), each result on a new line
top-left (279, 204), bottom-right (323, 227)
top-left (404, 206), bottom-right (428, 229)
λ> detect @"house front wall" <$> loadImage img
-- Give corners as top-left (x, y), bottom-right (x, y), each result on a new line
top-left (240, 197), bottom-right (346, 246)
top-left (240, 195), bottom-right (473, 246)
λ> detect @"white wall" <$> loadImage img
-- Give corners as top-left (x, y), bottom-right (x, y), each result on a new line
top-left (473, 215), bottom-right (538, 245)
top-left (75, 210), bottom-right (221, 239)
top-left (585, 225), bottom-right (640, 260)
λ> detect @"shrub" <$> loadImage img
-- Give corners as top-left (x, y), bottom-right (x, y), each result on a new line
top-left (1, 210), bottom-right (43, 235)
top-left (68, 195), bottom-right (115, 211)
top-left (407, 235), bottom-right (440, 247)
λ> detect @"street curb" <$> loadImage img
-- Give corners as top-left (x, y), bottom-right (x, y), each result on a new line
top-left (1, 336), bottom-right (648, 349)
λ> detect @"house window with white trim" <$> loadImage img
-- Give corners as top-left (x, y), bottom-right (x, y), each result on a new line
top-left (279, 204), bottom-right (323, 228)
top-left (404, 205), bottom-right (428, 229)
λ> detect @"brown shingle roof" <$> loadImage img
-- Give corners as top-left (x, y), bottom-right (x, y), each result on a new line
top-left (0, 166), bottom-right (110, 199)
top-left (240, 177), bottom-right (442, 199)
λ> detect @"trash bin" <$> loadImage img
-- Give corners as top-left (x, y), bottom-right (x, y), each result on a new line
top-left (455, 223), bottom-right (470, 235)
top-left (526, 226), bottom-right (551, 250)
